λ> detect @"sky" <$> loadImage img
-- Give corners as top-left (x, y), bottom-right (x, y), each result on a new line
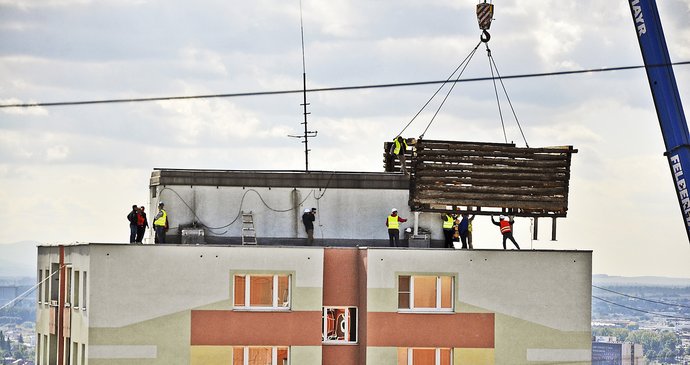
top-left (1, 0), bottom-right (690, 278)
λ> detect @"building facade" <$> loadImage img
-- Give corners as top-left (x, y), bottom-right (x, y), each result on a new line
top-left (36, 244), bottom-right (592, 365)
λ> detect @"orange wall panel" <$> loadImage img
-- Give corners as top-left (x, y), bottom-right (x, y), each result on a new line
top-left (323, 248), bottom-right (360, 306)
top-left (366, 312), bottom-right (494, 348)
top-left (191, 310), bottom-right (322, 346)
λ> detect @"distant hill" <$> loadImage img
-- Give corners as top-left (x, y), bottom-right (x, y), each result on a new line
top-left (593, 273), bottom-right (690, 287)
top-left (0, 241), bottom-right (39, 278)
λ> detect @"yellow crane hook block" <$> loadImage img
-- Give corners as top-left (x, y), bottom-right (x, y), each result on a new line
top-left (476, 1), bottom-right (494, 31)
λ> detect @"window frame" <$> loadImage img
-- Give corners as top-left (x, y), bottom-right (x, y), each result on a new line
top-left (398, 275), bottom-right (454, 312)
top-left (322, 306), bottom-right (358, 344)
top-left (232, 346), bottom-right (289, 365)
top-left (399, 347), bottom-right (453, 365)
top-left (233, 274), bottom-right (291, 311)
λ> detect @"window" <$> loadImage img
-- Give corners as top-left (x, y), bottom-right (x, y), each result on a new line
top-left (232, 346), bottom-right (289, 365)
top-left (73, 271), bottom-right (80, 309)
top-left (38, 270), bottom-right (43, 304)
top-left (398, 275), bottom-right (453, 311)
top-left (322, 307), bottom-right (357, 343)
top-left (234, 274), bottom-right (290, 309)
top-left (65, 267), bottom-right (72, 307)
top-left (398, 348), bottom-right (452, 365)
top-left (82, 271), bottom-right (87, 310)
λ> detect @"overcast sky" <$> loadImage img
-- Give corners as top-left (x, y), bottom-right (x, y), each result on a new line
top-left (1, 0), bottom-right (690, 277)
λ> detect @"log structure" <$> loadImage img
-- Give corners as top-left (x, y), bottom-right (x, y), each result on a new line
top-left (385, 140), bottom-right (577, 218)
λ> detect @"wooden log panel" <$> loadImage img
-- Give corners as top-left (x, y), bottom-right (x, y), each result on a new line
top-left (406, 139), bottom-right (577, 217)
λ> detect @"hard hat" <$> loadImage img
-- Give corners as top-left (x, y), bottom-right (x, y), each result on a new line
top-left (158, 202), bottom-right (164, 206)
top-left (391, 208), bottom-right (398, 213)
top-left (304, 208), bottom-right (310, 213)
top-left (499, 215), bottom-right (506, 220)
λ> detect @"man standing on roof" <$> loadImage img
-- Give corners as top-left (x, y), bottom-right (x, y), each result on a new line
top-left (441, 213), bottom-right (456, 248)
top-left (386, 208), bottom-right (407, 247)
top-left (135, 205), bottom-right (149, 243)
top-left (458, 213), bottom-right (474, 249)
top-left (302, 207), bottom-right (316, 245)
top-left (153, 202), bottom-right (168, 244)
top-left (390, 136), bottom-right (409, 175)
top-left (491, 215), bottom-right (520, 250)
top-left (126, 205), bottom-right (139, 243)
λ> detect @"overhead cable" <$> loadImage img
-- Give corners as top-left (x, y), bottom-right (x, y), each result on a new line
top-left (593, 284), bottom-right (690, 309)
top-left (592, 295), bottom-right (690, 320)
top-left (1, 61), bottom-right (688, 109)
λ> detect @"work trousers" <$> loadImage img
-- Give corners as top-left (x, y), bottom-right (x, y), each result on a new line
top-left (306, 229), bottom-right (314, 245)
top-left (443, 228), bottom-right (455, 248)
top-left (388, 229), bottom-right (400, 247)
top-left (502, 233), bottom-right (520, 250)
top-left (155, 226), bottom-right (166, 244)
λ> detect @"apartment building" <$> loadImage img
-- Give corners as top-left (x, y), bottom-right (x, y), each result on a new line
top-left (36, 244), bottom-right (591, 365)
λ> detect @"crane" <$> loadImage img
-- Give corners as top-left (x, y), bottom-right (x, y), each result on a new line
top-left (627, 0), bottom-right (690, 243)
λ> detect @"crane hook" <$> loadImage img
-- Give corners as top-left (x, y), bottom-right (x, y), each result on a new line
top-left (480, 30), bottom-right (491, 43)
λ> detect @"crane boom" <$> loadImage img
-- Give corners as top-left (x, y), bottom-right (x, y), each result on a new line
top-left (628, 0), bottom-right (690, 243)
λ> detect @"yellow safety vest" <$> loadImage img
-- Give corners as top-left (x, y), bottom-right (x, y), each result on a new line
top-left (443, 215), bottom-right (454, 229)
top-left (393, 138), bottom-right (407, 155)
top-left (388, 215), bottom-right (399, 229)
top-left (154, 209), bottom-right (167, 227)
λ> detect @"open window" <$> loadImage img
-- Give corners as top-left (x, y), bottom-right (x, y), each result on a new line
top-left (397, 348), bottom-right (452, 365)
top-left (232, 346), bottom-right (288, 365)
top-left (234, 274), bottom-right (290, 310)
top-left (322, 307), bottom-right (357, 343)
top-left (398, 275), bottom-right (453, 312)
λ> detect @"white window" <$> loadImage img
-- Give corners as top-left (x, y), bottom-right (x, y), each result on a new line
top-left (322, 307), bottom-right (357, 343)
top-left (234, 274), bottom-right (290, 310)
top-left (73, 271), bottom-right (80, 309)
top-left (82, 271), bottom-right (87, 310)
top-left (232, 346), bottom-right (288, 365)
top-left (398, 275), bottom-right (453, 312)
top-left (398, 348), bottom-right (452, 365)
top-left (38, 270), bottom-right (43, 305)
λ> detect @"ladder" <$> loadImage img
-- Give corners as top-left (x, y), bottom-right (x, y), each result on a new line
top-left (241, 211), bottom-right (257, 245)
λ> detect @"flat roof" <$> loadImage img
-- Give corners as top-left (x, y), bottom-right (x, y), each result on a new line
top-left (150, 169), bottom-right (410, 190)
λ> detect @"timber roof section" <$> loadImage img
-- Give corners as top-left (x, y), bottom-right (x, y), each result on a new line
top-left (150, 169), bottom-right (410, 190)
top-left (408, 140), bottom-right (578, 218)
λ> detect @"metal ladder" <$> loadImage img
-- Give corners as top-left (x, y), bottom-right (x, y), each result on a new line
top-left (241, 211), bottom-right (257, 245)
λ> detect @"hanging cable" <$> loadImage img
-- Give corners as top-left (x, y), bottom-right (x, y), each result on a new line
top-left (593, 295), bottom-right (690, 320)
top-left (397, 40), bottom-right (482, 137)
top-left (418, 45), bottom-right (481, 139)
top-left (0, 266), bottom-right (64, 311)
top-left (487, 45), bottom-right (530, 147)
top-left (486, 44), bottom-right (507, 143)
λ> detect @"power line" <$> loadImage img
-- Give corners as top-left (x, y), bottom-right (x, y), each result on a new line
top-left (592, 295), bottom-right (690, 320)
top-left (1, 61), bottom-right (688, 109)
top-left (593, 284), bottom-right (690, 309)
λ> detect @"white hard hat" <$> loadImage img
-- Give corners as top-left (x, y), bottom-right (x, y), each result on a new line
top-left (391, 208), bottom-right (398, 213)
top-left (304, 208), bottom-right (311, 213)
top-left (499, 215), bottom-right (506, 220)
top-left (158, 202), bottom-right (164, 206)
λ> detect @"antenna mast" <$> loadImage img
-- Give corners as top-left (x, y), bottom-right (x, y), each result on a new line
top-left (289, 0), bottom-right (317, 171)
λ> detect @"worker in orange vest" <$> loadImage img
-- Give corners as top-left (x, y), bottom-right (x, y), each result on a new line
top-left (491, 215), bottom-right (520, 250)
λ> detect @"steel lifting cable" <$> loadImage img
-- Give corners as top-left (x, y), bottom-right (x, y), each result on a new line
top-left (485, 43), bottom-right (530, 147)
top-left (396, 40), bottom-right (483, 138)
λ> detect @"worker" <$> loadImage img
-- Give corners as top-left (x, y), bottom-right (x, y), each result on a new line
top-left (390, 136), bottom-right (409, 175)
top-left (466, 214), bottom-right (476, 249)
top-left (441, 213), bottom-right (455, 248)
top-left (302, 207), bottom-right (316, 245)
top-left (153, 202), bottom-right (168, 244)
top-left (126, 205), bottom-right (139, 243)
top-left (135, 205), bottom-right (149, 243)
top-left (385, 208), bottom-right (408, 247)
top-left (491, 215), bottom-right (520, 250)
top-left (458, 213), bottom-right (475, 249)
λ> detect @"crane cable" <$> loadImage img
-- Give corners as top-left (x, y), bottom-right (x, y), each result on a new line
top-left (485, 42), bottom-right (530, 147)
top-left (396, 40), bottom-right (482, 138)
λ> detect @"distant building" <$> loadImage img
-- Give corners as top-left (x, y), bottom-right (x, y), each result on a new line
top-left (34, 169), bottom-right (592, 365)
top-left (592, 339), bottom-right (643, 365)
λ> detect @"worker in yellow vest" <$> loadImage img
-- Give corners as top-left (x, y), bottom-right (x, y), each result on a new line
top-left (441, 213), bottom-right (456, 248)
top-left (153, 202), bottom-right (168, 244)
top-left (385, 208), bottom-right (408, 247)
top-left (390, 136), bottom-right (410, 175)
